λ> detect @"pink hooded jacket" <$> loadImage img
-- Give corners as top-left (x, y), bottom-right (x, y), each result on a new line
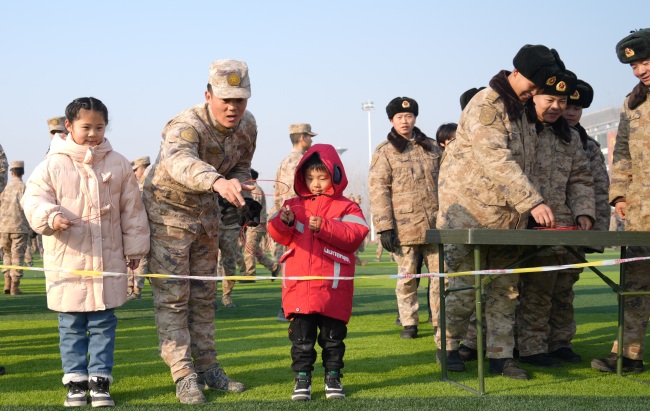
top-left (22, 136), bottom-right (150, 312)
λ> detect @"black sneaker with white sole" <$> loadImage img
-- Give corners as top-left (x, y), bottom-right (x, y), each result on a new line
top-left (64, 380), bottom-right (88, 407)
top-left (292, 372), bottom-right (312, 401)
top-left (324, 370), bottom-right (345, 399)
top-left (89, 376), bottom-right (115, 407)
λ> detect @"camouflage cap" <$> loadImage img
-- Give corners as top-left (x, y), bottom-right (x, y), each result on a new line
top-left (289, 123), bottom-right (317, 136)
top-left (47, 116), bottom-right (67, 133)
top-left (131, 156), bottom-right (151, 170)
top-left (10, 160), bottom-right (24, 169)
top-left (209, 59), bottom-right (251, 99)
top-left (616, 28), bottom-right (650, 63)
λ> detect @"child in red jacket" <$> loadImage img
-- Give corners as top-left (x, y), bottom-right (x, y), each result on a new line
top-left (268, 144), bottom-right (369, 401)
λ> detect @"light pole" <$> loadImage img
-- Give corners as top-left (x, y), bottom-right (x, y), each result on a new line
top-left (361, 100), bottom-right (375, 241)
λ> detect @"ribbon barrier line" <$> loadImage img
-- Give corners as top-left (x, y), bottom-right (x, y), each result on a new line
top-left (3, 255), bottom-right (650, 282)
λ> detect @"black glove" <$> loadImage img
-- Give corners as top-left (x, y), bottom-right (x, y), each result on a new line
top-left (239, 198), bottom-right (262, 227)
top-left (379, 230), bottom-right (396, 253)
top-left (219, 197), bottom-right (263, 227)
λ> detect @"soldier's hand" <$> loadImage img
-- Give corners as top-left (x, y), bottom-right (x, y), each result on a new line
top-left (530, 203), bottom-right (555, 228)
top-left (52, 214), bottom-right (72, 231)
top-left (615, 201), bottom-right (627, 220)
top-left (379, 230), bottom-right (396, 253)
top-left (212, 177), bottom-right (255, 208)
top-left (576, 215), bottom-right (593, 231)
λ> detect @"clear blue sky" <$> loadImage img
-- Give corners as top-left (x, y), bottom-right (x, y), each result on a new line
top-left (0, 0), bottom-right (645, 197)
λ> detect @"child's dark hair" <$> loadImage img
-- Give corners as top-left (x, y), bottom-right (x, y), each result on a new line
top-left (302, 154), bottom-right (328, 175)
top-left (65, 97), bottom-right (109, 125)
top-left (436, 122), bottom-right (457, 146)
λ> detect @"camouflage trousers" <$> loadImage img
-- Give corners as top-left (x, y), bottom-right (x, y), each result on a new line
top-left (435, 244), bottom-right (521, 359)
top-left (243, 229), bottom-right (276, 274)
top-left (128, 254), bottom-right (150, 292)
top-left (1, 232), bottom-right (28, 279)
top-left (148, 221), bottom-right (218, 382)
top-left (516, 253), bottom-right (581, 356)
top-left (217, 226), bottom-right (243, 297)
top-left (609, 246), bottom-right (650, 360)
top-left (393, 244), bottom-right (440, 327)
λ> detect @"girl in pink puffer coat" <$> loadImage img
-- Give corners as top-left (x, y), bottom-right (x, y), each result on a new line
top-left (22, 97), bottom-right (150, 407)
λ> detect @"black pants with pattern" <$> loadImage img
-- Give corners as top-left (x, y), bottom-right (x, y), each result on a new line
top-left (288, 313), bottom-right (347, 374)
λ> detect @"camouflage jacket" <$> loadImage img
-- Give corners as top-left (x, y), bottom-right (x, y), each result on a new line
top-left (610, 84), bottom-right (650, 231)
top-left (584, 136), bottom-right (610, 232)
top-left (273, 148), bottom-right (305, 212)
top-left (532, 125), bottom-right (595, 227)
top-left (0, 143), bottom-right (7, 194)
top-left (437, 86), bottom-right (542, 230)
top-left (143, 103), bottom-right (257, 237)
top-left (0, 177), bottom-right (30, 233)
top-left (369, 127), bottom-right (441, 245)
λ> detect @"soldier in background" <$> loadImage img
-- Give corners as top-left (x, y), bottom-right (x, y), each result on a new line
top-left (1, 161), bottom-right (30, 295)
top-left (516, 71), bottom-right (595, 368)
top-left (143, 59), bottom-right (259, 404)
top-left (127, 156), bottom-right (151, 300)
top-left (350, 195), bottom-right (368, 266)
top-left (242, 168), bottom-right (279, 280)
top-left (272, 123), bottom-right (316, 321)
top-left (551, 78), bottom-right (611, 362)
top-left (0, 144), bottom-right (7, 264)
top-left (47, 116), bottom-right (69, 140)
top-left (435, 123), bottom-right (457, 149)
top-left (592, 28), bottom-right (650, 374)
top-left (216, 211), bottom-right (244, 308)
top-left (433, 45), bottom-right (561, 379)
top-left (369, 97), bottom-right (442, 340)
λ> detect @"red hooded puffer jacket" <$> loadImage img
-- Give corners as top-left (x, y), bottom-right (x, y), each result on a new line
top-left (268, 144), bottom-right (369, 323)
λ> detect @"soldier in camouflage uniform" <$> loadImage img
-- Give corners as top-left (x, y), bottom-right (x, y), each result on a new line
top-left (216, 220), bottom-right (243, 308)
top-left (272, 123), bottom-right (316, 321)
top-left (0, 144), bottom-right (7, 264)
top-left (350, 195), bottom-right (368, 266)
top-left (592, 29), bottom-right (650, 373)
top-left (369, 97), bottom-right (442, 340)
top-left (243, 169), bottom-right (278, 279)
top-left (1, 161), bottom-right (30, 295)
top-left (548, 79), bottom-right (611, 363)
top-left (126, 156), bottom-right (151, 300)
top-left (434, 45), bottom-right (563, 379)
top-left (143, 59), bottom-right (259, 404)
top-left (516, 71), bottom-right (596, 368)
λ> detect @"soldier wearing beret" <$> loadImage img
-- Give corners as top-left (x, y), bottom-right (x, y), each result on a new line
top-left (369, 97), bottom-right (443, 339)
top-left (434, 45), bottom-right (561, 379)
top-left (516, 69), bottom-right (596, 368)
top-left (1, 161), bottom-right (30, 295)
top-left (143, 59), bottom-right (260, 404)
top-left (592, 28), bottom-right (650, 374)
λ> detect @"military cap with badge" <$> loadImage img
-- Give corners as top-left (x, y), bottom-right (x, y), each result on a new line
top-left (386, 97), bottom-right (419, 119)
top-left (131, 156), bottom-right (151, 171)
top-left (47, 116), bottom-right (67, 134)
top-left (616, 28), bottom-right (650, 63)
top-left (568, 79), bottom-right (594, 108)
top-left (208, 59), bottom-right (251, 99)
top-left (513, 44), bottom-right (563, 88)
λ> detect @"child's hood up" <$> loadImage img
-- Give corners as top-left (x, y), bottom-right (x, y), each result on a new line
top-left (294, 143), bottom-right (348, 198)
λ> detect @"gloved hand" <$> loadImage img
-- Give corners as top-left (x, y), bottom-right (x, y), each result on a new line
top-left (219, 197), bottom-right (263, 227)
top-left (239, 198), bottom-right (262, 227)
top-left (379, 230), bottom-right (396, 253)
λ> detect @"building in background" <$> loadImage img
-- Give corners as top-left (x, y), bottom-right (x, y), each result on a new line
top-left (580, 107), bottom-right (619, 172)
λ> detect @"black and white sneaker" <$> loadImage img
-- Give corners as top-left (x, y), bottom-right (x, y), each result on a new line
top-left (291, 372), bottom-right (312, 401)
top-left (64, 380), bottom-right (88, 407)
top-left (324, 370), bottom-right (345, 399)
top-left (89, 376), bottom-right (115, 407)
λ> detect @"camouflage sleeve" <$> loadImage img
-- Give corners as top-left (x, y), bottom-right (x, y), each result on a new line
top-left (566, 134), bottom-right (595, 222)
top-left (469, 103), bottom-right (542, 213)
top-left (610, 105), bottom-right (631, 204)
top-left (588, 140), bottom-right (611, 232)
top-left (159, 124), bottom-right (222, 192)
top-left (255, 186), bottom-right (268, 224)
top-left (117, 156), bottom-right (150, 259)
top-left (368, 145), bottom-right (394, 233)
top-left (273, 160), bottom-right (286, 211)
top-left (0, 143), bottom-right (7, 193)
